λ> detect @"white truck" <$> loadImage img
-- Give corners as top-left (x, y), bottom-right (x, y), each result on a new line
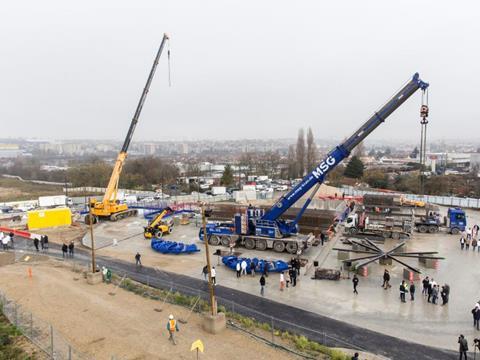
top-left (344, 212), bottom-right (411, 240)
top-left (38, 195), bottom-right (72, 208)
top-left (211, 186), bottom-right (227, 196)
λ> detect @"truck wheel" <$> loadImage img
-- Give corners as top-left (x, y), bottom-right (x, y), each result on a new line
top-left (208, 236), bottom-right (221, 246)
top-left (154, 230), bottom-right (163, 238)
top-left (418, 225), bottom-right (428, 233)
top-left (451, 227), bottom-right (460, 235)
top-left (84, 214), bottom-right (98, 225)
top-left (221, 236), bottom-right (230, 247)
top-left (273, 241), bottom-right (286, 253)
top-left (256, 239), bottom-right (267, 251)
top-left (428, 226), bottom-right (438, 233)
top-left (348, 227), bottom-right (358, 235)
top-left (244, 238), bottom-right (256, 250)
top-left (382, 231), bottom-right (392, 239)
top-left (391, 232), bottom-right (400, 240)
top-left (286, 242), bottom-right (298, 254)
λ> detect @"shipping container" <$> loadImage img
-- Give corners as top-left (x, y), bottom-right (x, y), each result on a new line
top-left (27, 208), bottom-right (72, 229)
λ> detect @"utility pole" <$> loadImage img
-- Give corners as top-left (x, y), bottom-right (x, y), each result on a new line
top-left (88, 198), bottom-right (96, 273)
top-left (64, 170), bottom-right (68, 198)
top-left (202, 204), bottom-right (217, 315)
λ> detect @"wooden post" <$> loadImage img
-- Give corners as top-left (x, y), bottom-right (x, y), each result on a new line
top-left (202, 204), bottom-right (217, 316)
top-left (88, 198), bottom-right (96, 273)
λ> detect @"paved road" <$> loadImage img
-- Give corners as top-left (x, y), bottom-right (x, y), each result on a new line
top-left (10, 240), bottom-right (455, 360)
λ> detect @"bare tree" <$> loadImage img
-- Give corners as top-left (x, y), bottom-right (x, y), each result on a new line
top-left (296, 128), bottom-right (306, 177)
top-left (353, 141), bottom-right (365, 158)
top-left (239, 152), bottom-right (255, 178)
top-left (306, 127), bottom-right (316, 172)
top-left (287, 145), bottom-right (296, 179)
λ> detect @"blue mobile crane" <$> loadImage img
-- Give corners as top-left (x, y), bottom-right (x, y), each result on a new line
top-left (200, 73), bottom-right (429, 254)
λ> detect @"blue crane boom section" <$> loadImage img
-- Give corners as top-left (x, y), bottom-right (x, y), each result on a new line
top-left (262, 73), bottom-right (429, 223)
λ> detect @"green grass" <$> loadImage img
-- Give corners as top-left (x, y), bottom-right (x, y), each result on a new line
top-left (0, 178), bottom-right (63, 202)
top-left (0, 313), bottom-right (35, 360)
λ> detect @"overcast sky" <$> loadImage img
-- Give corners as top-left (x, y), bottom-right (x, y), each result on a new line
top-left (1, 1), bottom-right (479, 142)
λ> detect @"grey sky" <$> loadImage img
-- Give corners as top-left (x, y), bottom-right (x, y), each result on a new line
top-left (1, 0), bottom-right (479, 142)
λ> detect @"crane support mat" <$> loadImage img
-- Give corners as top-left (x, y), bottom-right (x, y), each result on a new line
top-left (151, 238), bottom-right (200, 255)
top-left (222, 255), bottom-right (289, 274)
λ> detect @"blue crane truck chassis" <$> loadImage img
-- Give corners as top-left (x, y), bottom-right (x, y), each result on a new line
top-left (200, 73), bottom-right (429, 254)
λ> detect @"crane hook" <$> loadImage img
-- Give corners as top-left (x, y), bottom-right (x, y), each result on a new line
top-left (420, 89), bottom-right (429, 124)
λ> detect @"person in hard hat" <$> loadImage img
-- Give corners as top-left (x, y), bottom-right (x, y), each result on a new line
top-left (102, 267), bottom-right (107, 282)
top-left (167, 314), bottom-right (179, 345)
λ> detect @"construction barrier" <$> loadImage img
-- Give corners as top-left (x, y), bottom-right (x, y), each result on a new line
top-left (357, 265), bottom-right (368, 277)
top-left (0, 226), bottom-right (40, 240)
top-left (403, 268), bottom-right (421, 281)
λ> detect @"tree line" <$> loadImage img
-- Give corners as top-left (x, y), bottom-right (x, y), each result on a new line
top-left (0, 157), bottom-right (179, 191)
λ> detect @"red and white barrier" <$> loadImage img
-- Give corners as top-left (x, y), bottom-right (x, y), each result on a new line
top-left (0, 226), bottom-right (41, 240)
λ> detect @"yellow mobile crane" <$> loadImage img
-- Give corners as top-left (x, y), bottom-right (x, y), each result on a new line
top-left (144, 207), bottom-right (174, 238)
top-left (85, 33), bottom-right (170, 224)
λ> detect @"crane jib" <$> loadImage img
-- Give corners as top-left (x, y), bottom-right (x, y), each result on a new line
top-left (261, 73), bottom-right (429, 223)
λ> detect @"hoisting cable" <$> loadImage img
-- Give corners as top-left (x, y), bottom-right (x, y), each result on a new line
top-left (167, 38), bottom-right (172, 87)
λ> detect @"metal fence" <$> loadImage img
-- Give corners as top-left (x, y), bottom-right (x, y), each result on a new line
top-left (0, 290), bottom-right (92, 360)
top-left (342, 185), bottom-right (480, 209)
top-left (0, 255), bottom-right (366, 359)
top-left (104, 264), bottom-right (368, 356)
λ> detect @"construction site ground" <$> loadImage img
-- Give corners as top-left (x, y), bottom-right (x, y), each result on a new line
top-left (0, 259), bottom-right (300, 360)
top-left (86, 207), bottom-right (480, 354)
top-left (4, 230), bottom-right (454, 359)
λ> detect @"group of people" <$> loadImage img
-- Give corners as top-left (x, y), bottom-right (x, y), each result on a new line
top-left (421, 276), bottom-right (449, 305)
top-left (399, 280), bottom-right (415, 302)
top-left (0, 231), bottom-right (14, 250)
top-left (201, 264), bottom-right (217, 285)
top-left (279, 258), bottom-right (302, 291)
top-left (235, 259), bottom-right (255, 278)
top-left (459, 225), bottom-right (480, 251)
top-left (351, 270), bottom-right (450, 306)
top-left (61, 241), bottom-right (75, 258)
top-left (32, 235), bottom-right (49, 251)
top-left (229, 257), bottom-right (302, 295)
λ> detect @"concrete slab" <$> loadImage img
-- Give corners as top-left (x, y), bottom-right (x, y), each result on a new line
top-left (92, 208), bottom-right (480, 352)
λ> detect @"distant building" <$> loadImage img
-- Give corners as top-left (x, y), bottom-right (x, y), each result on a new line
top-left (0, 144), bottom-right (24, 158)
top-left (470, 153), bottom-right (480, 170)
top-left (143, 143), bottom-right (158, 155)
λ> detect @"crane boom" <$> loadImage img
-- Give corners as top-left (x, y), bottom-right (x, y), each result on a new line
top-left (200, 72), bottom-right (429, 253)
top-left (87, 33), bottom-right (170, 224)
top-left (262, 73), bottom-right (429, 223)
top-left (102, 33), bottom-right (170, 204)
